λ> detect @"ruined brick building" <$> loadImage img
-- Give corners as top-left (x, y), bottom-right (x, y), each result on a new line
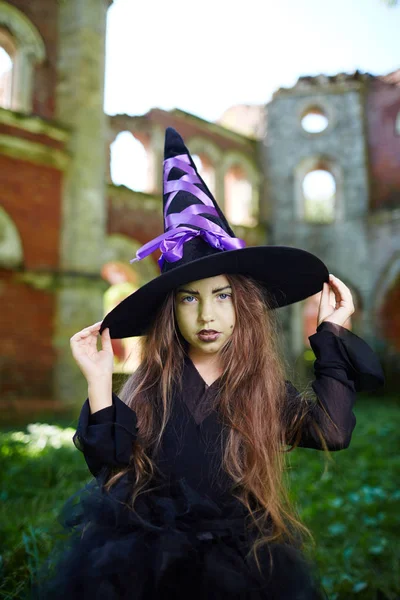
top-left (0, 0), bottom-right (398, 419)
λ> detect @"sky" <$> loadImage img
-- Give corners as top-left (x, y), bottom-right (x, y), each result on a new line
top-left (104, 0), bottom-right (400, 122)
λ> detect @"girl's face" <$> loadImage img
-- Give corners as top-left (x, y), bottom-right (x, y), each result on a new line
top-left (174, 274), bottom-right (236, 358)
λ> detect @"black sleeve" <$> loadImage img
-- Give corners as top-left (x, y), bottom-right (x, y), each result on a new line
top-left (284, 321), bottom-right (385, 451)
top-left (73, 392), bottom-right (138, 477)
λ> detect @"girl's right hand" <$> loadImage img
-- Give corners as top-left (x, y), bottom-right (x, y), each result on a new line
top-left (70, 322), bottom-right (114, 384)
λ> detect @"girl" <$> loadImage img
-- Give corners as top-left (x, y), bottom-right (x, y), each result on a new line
top-left (36, 128), bottom-right (384, 599)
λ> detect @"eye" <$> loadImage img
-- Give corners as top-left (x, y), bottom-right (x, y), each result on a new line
top-left (182, 295), bottom-right (196, 303)
top-left (218, 293), bottom-right (232, 300)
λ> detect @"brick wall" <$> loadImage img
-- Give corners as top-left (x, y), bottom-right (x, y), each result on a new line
top-left (379, 274), bottom-right (400, 353)
top-left (0, 268), bottom-right (56, 400)
top-left (0, 154), bottom-right (62, 269)
top-left (366, 79), bottom-right (400, 210)
top-left (0, 154), bottom-right (62, 403)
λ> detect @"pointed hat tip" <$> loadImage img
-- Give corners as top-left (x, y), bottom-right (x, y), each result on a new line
top-left (164, 127), bottom-right (188, 159)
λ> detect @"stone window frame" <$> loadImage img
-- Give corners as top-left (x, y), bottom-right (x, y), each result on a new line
top-left (294, 155), bottom-right (344, 224)
top-left (0, 1), bottom-right (45, 112)
top-left (109, 130), bottom-right (150, 192)
top-left (186, 136), bottom-right (222, 166)
top-left (297, 98), bottom-right (336, 139)
top-left (0, 26), bottom-right (16, 108)
top-left (0, 206), bottom-right (23, 268)
top-left (221, 150), bottom-right (260, 227)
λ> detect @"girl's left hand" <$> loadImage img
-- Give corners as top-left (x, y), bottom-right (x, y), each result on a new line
top-left (317, 274), bottom-right (355, 328)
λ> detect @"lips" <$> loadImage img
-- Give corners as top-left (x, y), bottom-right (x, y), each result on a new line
top-left (198, 329), bottom-right (219, 334)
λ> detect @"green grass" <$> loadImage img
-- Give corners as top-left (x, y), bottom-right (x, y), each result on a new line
top-left (0, 397), bottom-right (399, 599)
top-left (0, 423), bottom-right (90, 599)
top-left (287, 396), bottom-right (400, 599)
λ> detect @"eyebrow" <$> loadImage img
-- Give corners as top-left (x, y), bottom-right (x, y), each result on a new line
top-left (176, 285), bottom-right (232, 296)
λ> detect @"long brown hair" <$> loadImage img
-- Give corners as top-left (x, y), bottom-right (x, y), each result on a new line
top-left (104, 274), bottom-right (329, 571)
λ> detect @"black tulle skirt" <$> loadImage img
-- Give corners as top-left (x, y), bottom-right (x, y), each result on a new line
top-left (32, 475), bottom-right (327, 599)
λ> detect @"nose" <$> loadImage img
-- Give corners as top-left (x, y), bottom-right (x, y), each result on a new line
top-left (198, 298), bottom-right (215, 325)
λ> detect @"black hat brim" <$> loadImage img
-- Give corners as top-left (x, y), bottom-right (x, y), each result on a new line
top-left (100, 246), bottom-right (329, 339)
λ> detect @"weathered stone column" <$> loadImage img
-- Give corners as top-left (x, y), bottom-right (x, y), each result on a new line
top-left (54, 0), bottom-right (110, 406)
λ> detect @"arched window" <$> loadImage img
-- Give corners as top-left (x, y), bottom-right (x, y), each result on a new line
top-left (300, 106), bottom-right (329, 134)
top-left (224, 164), bottom-right (256, 226)
top-left (0, 2), bottom-right (45, 112)
top-left (302, 169), bottom-right (336, 223)
top-left (110, 131), bottom-right (149, 192)
top-left (0, 29), bottom-right (16, 109)
top-left (192, 153), bottom-right (216, 195)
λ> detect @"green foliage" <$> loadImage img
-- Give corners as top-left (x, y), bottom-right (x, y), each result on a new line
top-left (287, 398), bottom-right (400, 599)
top-left (0, 423), bottom-right (91, 598)
top-left (0, 398), bottom-right (399, 599)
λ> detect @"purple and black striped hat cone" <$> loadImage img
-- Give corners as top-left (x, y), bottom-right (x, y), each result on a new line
top-left (100, 127), bottom-right (329, 339)
top-left (130, 127), bottom-right (246, 273)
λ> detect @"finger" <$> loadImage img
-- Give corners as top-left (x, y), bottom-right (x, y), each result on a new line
top-left (329, 276), bottom-right (354, 308)
top-left (70, 322), bottom-right (103, 344)
top-left (329, 275), bottom-right (351, 298)
top-left (318, 283), bottom-right (325, 299)
top-left (83, 321), bottom-right (103, 332)
top-left (321, 282), bottom-right (333, 304)
top-left (329, 280), bottom-right (347, 297)
top-left (330, 285), bottom-right (344, 310)
top-left (101, 328), bottom-right (114, 354)
top-left (323, 280), bottom-right (336, 308)
top-left (70, 329), bottom-right (96, 344)
top-left (318, 283), bottom-right (332, 318)
top-left (330, 288), bottom-right (337, 309)
top-left (318, 284), bottom-right (325, 310)
top-left (328, 276), bottom-right (343, 302)
top-left (329, 274), bottom-right (347, 286)
top-left (335, 289), bottom-right (355, 312)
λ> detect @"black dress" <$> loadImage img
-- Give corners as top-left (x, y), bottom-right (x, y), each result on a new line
top-left (33, 322), bottom-right (384, 599)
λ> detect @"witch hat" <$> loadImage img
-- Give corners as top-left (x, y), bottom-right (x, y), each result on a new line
top-left (100, 128), bottom-right (328, 339)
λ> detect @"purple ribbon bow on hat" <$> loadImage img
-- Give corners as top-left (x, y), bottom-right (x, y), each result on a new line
top-left (130, 154), bottom-right (246, 270)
